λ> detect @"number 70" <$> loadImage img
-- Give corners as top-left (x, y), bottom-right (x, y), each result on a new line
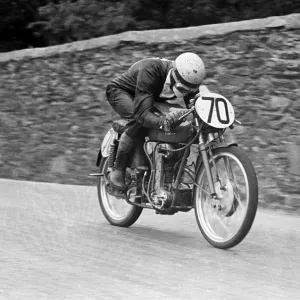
top-left (202, 97), bottom-right (230, 125)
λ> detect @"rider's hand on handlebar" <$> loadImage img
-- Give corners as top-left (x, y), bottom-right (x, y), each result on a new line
top-left (160, 109), bottom-right (190, 132)
top-left (187, 93), bottom-right (200, 108)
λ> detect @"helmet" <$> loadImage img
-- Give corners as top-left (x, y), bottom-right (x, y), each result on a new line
top-left (172, 52), bottom-right (206, 96)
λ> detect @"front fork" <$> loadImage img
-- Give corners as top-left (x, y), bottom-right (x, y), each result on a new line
top-left (198, 131), bottom-right (218, 199)
top-left (198, 130), bottom-right (235, 211)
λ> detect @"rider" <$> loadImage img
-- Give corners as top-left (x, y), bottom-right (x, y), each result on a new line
top-left (105, 52), bottom-right (206, 195)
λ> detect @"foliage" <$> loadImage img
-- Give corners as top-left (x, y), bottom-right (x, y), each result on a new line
top-left (28, 0), bottom-right (135, 44)
top-left (0, 0), bottom-right (300, 51)
top-left (0, 0), bottom-right (52, 51)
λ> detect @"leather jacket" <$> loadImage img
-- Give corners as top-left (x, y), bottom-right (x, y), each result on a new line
top-left (109, 58), bottom-right (195, 129)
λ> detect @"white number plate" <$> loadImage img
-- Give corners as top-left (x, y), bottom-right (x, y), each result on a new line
top-left (195, 92), bottom-right (235, 129)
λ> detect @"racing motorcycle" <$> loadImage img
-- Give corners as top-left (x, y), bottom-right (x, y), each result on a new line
top-left (90, 91), bottom-right (258, 249)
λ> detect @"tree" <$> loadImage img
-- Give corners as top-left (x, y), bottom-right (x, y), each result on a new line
top-left (1, 0), bottom-right (299, 51)
top-left (29, 0), bottom-right (135, 45)
top-left (0, 0), bottom-right (52, 51)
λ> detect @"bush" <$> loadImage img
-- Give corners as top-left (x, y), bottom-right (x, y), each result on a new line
top-left (28, 0), bottom-right (135, 44)
top-left (1, 0), bottom-right (300, 51)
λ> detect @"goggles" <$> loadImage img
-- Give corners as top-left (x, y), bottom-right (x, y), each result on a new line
top-left (170, 67), bottom-right (199, 96)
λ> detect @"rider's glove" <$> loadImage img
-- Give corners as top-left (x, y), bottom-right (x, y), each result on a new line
top-left (160, 108), bottom-right (190, 132)
top-left (187, 93), bottom-right (201, 108)
top-left (187, 98), bottom-right (196, 109)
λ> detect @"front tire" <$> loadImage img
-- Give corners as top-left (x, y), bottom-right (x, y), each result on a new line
top-left (97, 157), bottom-right (143, 227)
top-left (194, 146), bottom-right (258, 249)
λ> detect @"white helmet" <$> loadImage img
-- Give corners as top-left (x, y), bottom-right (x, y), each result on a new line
top-left (172, 52), bottom-right (206, 93)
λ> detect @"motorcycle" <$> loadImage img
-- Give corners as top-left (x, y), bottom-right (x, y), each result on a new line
top-left (90, 91), bottom-right (258, 249)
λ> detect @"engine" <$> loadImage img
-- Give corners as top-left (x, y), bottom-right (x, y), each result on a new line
top-left (135, 141), bottom-right (194, 211)
top-left (147, 143), bottom-right (181, 208)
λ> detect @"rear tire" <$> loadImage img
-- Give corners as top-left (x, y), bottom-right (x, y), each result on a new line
top-left (194, 146), bottom-right (258, 249)
top-left (97, 157), bottom-right (143, 227)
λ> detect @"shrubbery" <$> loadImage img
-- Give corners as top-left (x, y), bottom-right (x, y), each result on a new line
top-left (1, 0), bottom-right (300, 52)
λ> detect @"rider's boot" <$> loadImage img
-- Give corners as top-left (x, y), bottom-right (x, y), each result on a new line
top-left (108, 133), bottom-right (137, 197)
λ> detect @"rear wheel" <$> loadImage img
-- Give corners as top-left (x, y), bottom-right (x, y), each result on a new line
top-left (97, 157), bottom-right (143, 227)
top-left (194, 146), bottom-right (258, 249)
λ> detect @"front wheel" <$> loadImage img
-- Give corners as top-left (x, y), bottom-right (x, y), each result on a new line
top-left (97, 157), bottom-right (143, 227)
top-left (194, 146), bottom-right (258, 249)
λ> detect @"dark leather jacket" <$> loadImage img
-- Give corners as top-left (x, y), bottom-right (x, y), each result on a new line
top-left (109, 58), bottom-right (194, 129)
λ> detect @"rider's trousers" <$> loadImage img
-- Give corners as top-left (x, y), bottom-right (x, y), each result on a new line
top-left (106, 85), bottom-right (148, 139)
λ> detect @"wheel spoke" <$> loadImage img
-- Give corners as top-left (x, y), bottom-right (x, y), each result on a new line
top-left (235, 191), bottom-right (245, 211)
top-left (213, 213), bottom-right (232, 237)
top-left (231, 180), bottom-right (247, 214)
top-left (201, 187), bottom-right (211, 197)
top-left (202, 192), bottom-right (233, 239)
top-left (223, 157), bottom-right (235, 181)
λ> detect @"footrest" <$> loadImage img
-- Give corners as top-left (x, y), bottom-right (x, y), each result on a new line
top-left (107, 184), bottom-right (127, 198)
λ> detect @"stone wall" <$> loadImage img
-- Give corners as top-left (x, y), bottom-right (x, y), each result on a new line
top-left (0, 14), bottom-right (299, 211)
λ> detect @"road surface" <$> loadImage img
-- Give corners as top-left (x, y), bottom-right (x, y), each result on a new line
top-left (0, 179), bottom-right (299, 300)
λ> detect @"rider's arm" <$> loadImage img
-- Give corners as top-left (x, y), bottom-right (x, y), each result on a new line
top-left (133, 67), bottom-right (165, 129)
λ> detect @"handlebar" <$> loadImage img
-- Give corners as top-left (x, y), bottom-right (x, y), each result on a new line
top-left (178, 106), bottom-right (195, 121)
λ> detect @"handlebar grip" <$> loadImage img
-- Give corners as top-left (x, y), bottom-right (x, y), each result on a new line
top-left (178, 107), bottom-right (195, 121)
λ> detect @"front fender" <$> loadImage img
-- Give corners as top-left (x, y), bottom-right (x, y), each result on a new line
top-left (210, 141), bottom-right (238, 150)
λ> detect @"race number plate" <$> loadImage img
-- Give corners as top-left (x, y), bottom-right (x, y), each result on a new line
top-left (195, 92), bottom-right (235, 129)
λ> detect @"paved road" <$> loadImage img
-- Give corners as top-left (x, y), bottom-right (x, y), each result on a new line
top-left (1, 179), bottom-right (299, 300)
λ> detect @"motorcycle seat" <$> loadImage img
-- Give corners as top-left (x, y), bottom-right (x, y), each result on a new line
top-left (112, 119), bottom-right (129, 134)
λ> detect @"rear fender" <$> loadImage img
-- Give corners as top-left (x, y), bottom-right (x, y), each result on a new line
top-left (96, 128), bottom-right (118, 167)
top-left (96, 150), bottom-right (102, 167)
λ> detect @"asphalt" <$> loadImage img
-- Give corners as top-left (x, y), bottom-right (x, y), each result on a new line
top-left (1, 179), bottom-right (299, 300)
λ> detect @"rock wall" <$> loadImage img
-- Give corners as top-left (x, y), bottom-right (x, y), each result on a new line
top-left (0, 14), bottom-right (299, 211)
